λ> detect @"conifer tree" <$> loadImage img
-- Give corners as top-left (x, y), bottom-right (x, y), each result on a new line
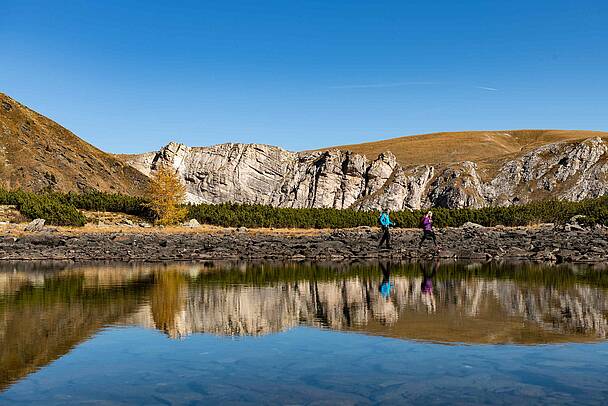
top-left (146, 165), bottom-right (188, 225)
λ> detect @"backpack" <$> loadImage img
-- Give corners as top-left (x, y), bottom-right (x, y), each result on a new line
top-left (419, 216), bottom-right (426, 229)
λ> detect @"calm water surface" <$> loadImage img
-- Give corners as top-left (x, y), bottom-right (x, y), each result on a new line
top-left (1, 261), bottom-right (608, 405)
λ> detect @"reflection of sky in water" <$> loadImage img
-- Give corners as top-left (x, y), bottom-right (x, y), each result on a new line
top-left (2, 327), bottom-right (608, 405)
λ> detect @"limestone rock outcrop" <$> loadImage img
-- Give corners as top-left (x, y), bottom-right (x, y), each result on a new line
top-left (124, 136), bottom-right (608, 210)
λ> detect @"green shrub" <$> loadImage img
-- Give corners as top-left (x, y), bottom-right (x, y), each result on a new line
top-left (19, 195), bottom-right (87, 226)
top-left (0, 189), bottom-right (87, 226)
top-left (60, 191), bottom-right (152, 217)
top-left (186, 203), bottom-right (379, 228)
top-left (1, 187), bottom-right (607, 229)
top-left (185, 196), bottom-right (608, 229)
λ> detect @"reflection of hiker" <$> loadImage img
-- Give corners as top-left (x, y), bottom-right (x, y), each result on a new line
top-left (378, 209), bottom-right (394, 249)
top-left (421, 261), bottom-right (438, 294)
top-left (418, 211), bottom-right (438, 249)
top-left (420, 261), bottom-right (438, 313)
top-left (379, 262), bottom-right (393, 299)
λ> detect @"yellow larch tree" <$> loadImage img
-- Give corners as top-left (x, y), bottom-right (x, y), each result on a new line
top-left (146, 165), bottom-right (188, 225)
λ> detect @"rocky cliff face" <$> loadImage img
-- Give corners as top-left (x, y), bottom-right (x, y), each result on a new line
top-left (125, 135), bottom-right (608, 210)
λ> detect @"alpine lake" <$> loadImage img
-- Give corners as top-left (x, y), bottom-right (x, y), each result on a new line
top-left (1, 260), bottom-right (608, 405)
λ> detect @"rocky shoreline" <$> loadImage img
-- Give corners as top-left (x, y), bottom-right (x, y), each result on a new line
top-left (0, 223), bottom-right (606, 263)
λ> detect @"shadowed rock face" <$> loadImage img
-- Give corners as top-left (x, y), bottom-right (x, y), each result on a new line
top-left (125, 136), bottom-right (608, 210)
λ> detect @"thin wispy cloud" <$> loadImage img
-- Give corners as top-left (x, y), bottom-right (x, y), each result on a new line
top-left (330, 81), bottom-right (438, 89)
top-left (331, 82), bottom-right (499, 92)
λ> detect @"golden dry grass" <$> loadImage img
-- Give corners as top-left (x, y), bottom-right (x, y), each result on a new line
top-left (0, 92), bottom-right (149, 194)
top-left (322, 129), bottom-right (608, 168)
top-left (0, 220), bottom-right (333, 237)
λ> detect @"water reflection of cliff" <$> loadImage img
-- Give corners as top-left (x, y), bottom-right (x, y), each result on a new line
top-left (2, 261), bottom-right (608, 390)
top-left (129, 268), bottom-right (608, 343)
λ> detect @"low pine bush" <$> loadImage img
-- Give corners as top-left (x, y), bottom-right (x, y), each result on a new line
top-left (186, 196), bottom-right (608, 228)
top-left (61, 191), bottom-right (152, 217)
top-left (186, 203), bottom-right (378, 228)
top-left (1, 187), bottom-right (607, 228)
top-left (19, 194), bottom-right (87, 226)
top-left (0, 189), bottom-right (87, 226)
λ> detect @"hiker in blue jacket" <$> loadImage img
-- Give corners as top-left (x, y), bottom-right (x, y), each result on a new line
top-left (378, 209), bottom-right (394, 249)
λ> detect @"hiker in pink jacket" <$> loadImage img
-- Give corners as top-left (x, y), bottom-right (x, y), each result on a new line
top-left (419, 211), bottom-right (438, 249)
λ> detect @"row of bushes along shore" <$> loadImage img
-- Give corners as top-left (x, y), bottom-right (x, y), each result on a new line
top-left (1, 188), bottom-right (607, 228)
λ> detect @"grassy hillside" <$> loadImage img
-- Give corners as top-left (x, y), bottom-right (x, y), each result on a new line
top-left (0, 92), bottom-right (149, 194)
top-left (323, 129), bottom-right (608, 168)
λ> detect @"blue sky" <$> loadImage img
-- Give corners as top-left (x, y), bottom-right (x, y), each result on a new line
top-left (1, 0), bottom-right (606, 153)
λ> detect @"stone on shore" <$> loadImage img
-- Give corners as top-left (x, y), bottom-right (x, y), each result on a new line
top-left (570, 214), bottom-right (588, 224)
top-left (462, 222), bottom-right (484, 229)
top-left (185, 219), bottom-right (201, 228)
top-left (24, 218), bottom-right (45, 232)
top-left (2, 226), bottom-right (607, 263)
top-left (567, 223), bottom-right (585, 232)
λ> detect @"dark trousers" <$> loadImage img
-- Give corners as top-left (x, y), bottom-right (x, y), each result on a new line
top-left (419, 230), bottom-right (437, 246)
top-left (379, 226), bottom-right (391, 248)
